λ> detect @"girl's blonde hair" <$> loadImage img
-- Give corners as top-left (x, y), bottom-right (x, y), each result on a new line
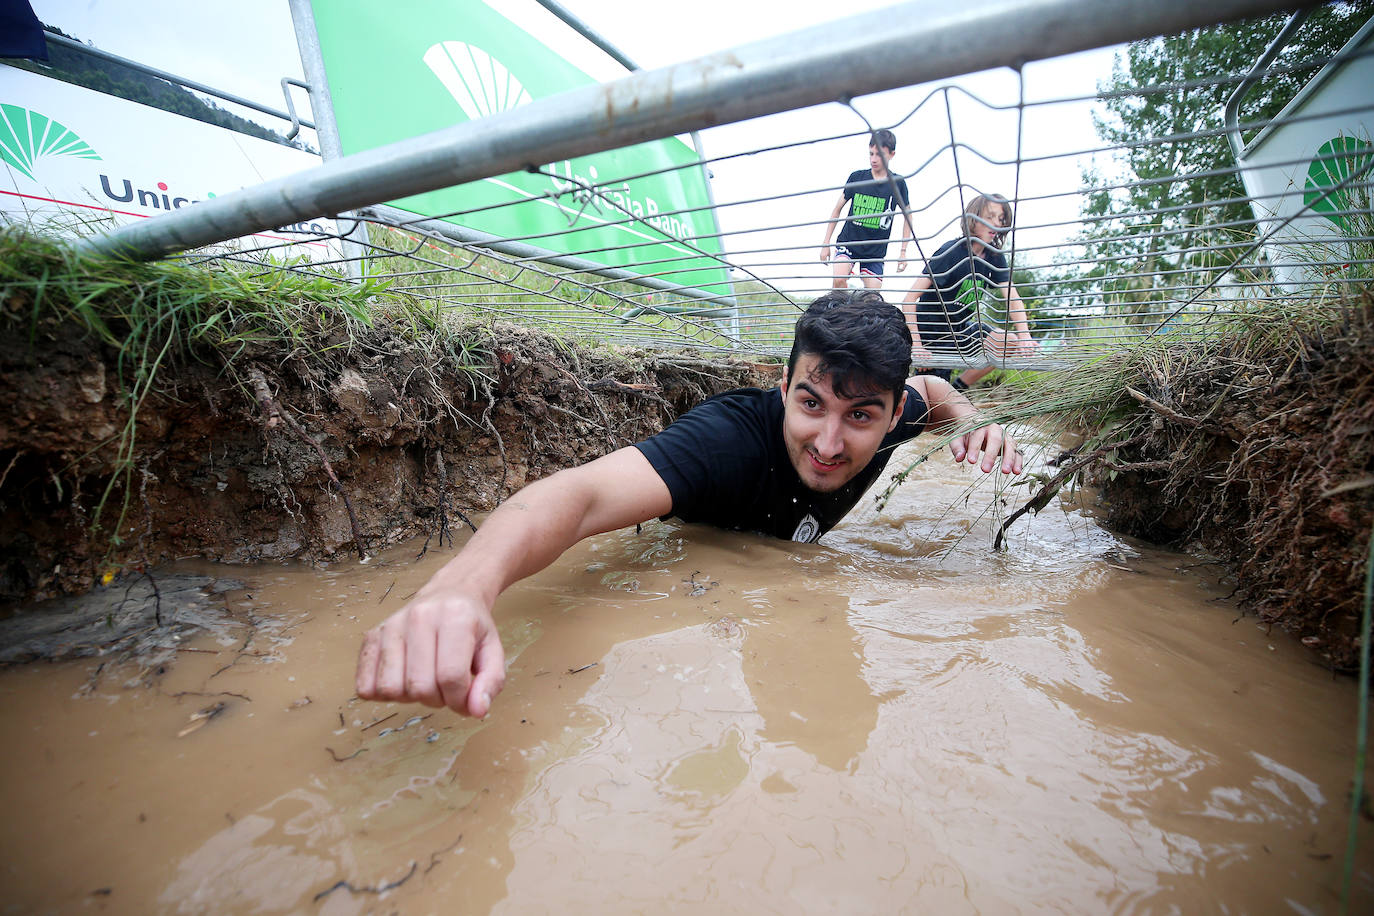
top-left (960, 193), bottom-right (1014, 249)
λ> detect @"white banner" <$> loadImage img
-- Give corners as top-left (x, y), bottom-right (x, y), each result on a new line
top-left (0, 67), bottom-right (336, 260)
top-left (1235, 19), bottom-right (1374, 288)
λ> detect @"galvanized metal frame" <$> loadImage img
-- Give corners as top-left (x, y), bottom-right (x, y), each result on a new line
top-left (79, 0), bottom-right (1306, 261)
top-left (54, 0), bottom-right (1374, 371)
top-left (40, 30), bottom-right (314, 141)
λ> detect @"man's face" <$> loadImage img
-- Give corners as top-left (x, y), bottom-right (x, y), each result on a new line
top-left (781, 353), bottom-right (905, 493)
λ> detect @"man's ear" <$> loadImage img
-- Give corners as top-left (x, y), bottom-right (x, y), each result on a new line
top-left (887, 389), bottom-right (907, 432)
top-left (780, 366), bottom-right (790, 391)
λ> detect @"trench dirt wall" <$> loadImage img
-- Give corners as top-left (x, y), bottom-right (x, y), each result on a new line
top-left (1090, 297), bottom-right (1374, 671)
top-left (0, 311), bottom-right (777, 607)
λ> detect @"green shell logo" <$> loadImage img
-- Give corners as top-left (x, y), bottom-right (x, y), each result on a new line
top-left (0, 104), bottom-right (101, 181)
top-left (423, 42), bottom-right (532, 122)
top-left (1303, 135), bottom-right (1372, 233)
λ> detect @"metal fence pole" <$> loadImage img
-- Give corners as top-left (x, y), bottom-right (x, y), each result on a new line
top-left (688, 130), bottom-right (741, 339)
top-left (532, 0), bottom-right (642, 72)
top-left (1222, 10), bottom-right (1314, 162)
top-left (39, 31), bottom-right (315, 137)
top-left (80, 0), bottom-right (1309, 263)
top-left (286, 0), bottom-right (369, 280)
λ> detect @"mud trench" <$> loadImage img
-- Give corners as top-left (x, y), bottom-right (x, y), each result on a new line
top-left (2, 299), bottom-right (1373, 911)
top-left (1, 439), bottom-right (1371, 914)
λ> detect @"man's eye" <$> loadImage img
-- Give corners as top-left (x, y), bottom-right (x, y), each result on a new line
top-left (803, 398), bottom-right (820, 409)
top-left (850, 411), bottom-right (872, 422)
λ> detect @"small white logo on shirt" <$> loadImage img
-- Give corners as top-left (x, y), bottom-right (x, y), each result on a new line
top-left (792, 514), bottom-right (820, 543)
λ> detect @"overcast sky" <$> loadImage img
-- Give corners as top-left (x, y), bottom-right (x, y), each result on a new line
top-left (27, 0), bottom-right (1123, 291)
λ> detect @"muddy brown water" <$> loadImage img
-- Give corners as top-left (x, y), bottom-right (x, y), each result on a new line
top-left (1, 441), bottom-right (1370, 914)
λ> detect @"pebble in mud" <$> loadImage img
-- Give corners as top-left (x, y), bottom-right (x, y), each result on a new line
top-left (706, 616), bottom-right (743, 641)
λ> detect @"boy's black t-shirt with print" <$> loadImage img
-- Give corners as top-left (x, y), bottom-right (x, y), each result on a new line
top-left (836, 169), bottom-right (910, 247)
top-left (913, 237), bottom-right (1011, 330)
top-left (634, 385), bottom-right (929, 542)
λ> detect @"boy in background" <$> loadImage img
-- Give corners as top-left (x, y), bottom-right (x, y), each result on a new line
top-left (905, 193), bottom-right (1038, 390)
top-left (819, 129), bottom-right (913, 289)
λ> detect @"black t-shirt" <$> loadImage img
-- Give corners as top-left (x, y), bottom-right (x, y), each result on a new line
top-left (634, 385), bottom-right (929, 542)
top-left (836, 169), bottom-right (910, 247)
top-left (914, 238), bottom-right (1010, 331)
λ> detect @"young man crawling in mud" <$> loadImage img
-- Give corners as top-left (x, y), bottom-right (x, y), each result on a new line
top-left (355, 289), bottom-right (1023, 717)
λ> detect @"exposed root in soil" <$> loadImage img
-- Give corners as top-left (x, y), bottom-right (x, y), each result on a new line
top-left (248, 365), bottom-right (368, 560)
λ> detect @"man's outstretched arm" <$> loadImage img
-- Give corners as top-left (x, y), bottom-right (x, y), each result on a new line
top-left (906, 374), bottom-right (1023, 476)
top-left (356, 446), bottom-right (673, 718)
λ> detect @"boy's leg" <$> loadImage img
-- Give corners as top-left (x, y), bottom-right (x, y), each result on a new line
top-left (957, 366), bottom-right (995, 387)
top-left (831, 246), bottom-right (856, 288)
top-left (984, 324), bottom-right (1040, 357)
top-left (956, 324), bottom-right (1039, 387)
top-left (954, 323), bottom-right (998, 388)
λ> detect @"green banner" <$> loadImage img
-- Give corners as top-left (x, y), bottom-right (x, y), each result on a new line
top-left (310, 0), bottom-right (729, 297)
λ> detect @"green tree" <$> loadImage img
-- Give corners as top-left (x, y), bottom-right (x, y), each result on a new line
top-left (1063, 1), bottom-right (1373, 320)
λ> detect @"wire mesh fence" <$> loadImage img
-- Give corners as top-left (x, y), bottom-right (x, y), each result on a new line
top-left (68, 3), bottom-right (1374, 371)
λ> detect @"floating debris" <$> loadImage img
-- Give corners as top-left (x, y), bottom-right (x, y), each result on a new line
top-left (177, 702), bottom-right (227, 738)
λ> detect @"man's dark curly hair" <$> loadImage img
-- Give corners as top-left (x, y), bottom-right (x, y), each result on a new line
top-left (786, 289), bottom-right (912, 408)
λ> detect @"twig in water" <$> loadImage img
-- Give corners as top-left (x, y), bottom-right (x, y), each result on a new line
top-left (451, 504), bottom-right (477, 533)
top-left (313, 861), bottom-right (417, 902)
top-left (424, 834), bottom-right (464, 874)
top-left (171, 690), bottom-right (251, 702)
top-left (361, 712), bottom-right (396, 732)
top-left (994, 431), bottom-right (1149, 551)
top-left (209, 628), bottom-right (262, 679)
top-left (326, 746), bottom-right (367, 763)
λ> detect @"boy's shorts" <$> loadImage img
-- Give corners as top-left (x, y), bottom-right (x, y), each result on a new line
top-left (835, 243), bottom-right (887, 277)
